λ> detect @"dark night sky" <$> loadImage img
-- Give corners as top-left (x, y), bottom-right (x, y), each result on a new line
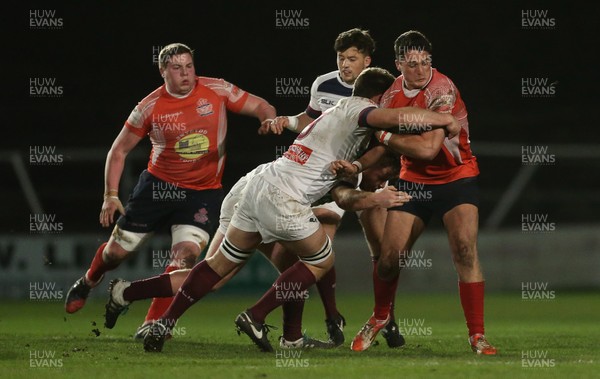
top-left (3, 1), bottom-right (600, 233)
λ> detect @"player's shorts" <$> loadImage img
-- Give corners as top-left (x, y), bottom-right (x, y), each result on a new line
top-left (230, 176), bottom-right (320, 244)
top-left (217, 173), bottom-right (249, 235)
top-left (311, 200), bottom-right (346, 219)
top-left (117, 170), bottom-right (223, 236)
top-left (388, 176), bottom-right (479, 224)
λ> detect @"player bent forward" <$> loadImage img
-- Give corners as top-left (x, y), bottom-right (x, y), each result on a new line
top-left (104, 155), bottom-right (407, 349)
top-left (107, 67), bottom-right (459, 353)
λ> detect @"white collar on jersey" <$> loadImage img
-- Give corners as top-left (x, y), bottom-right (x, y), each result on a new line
top-left (401, 67), bottom-right (433, 98)
top-left (336, 72), bottom-right (355, 89)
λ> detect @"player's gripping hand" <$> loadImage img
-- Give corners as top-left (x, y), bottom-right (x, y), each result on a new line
top-left (268, 116), bottom-right (291, 135)
top-left (99, 191), bottom-right (125, 228)
top-left (330, 159), bottom-right (359, 178)
top-left (445, 117), bottom-right (461, 139)
top-left (372, 186), bottom-right (412, 208)
top-left (257, 119), bottom-right (275, 135)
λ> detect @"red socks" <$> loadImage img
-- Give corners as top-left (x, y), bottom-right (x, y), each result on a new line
top-left (372, 258), bottom-right (399, 320)
top-left (85, 242), bottom-right (118, 284)
top-left (459, 281), bottom-right (485, 336)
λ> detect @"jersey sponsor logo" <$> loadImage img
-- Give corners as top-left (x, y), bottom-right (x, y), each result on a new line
top-left (175, 132), bottom-right (210, 160)
top-left (196, 98), bottom-right (214, 116)
top-left (283, 143), bottom-right (313, 165)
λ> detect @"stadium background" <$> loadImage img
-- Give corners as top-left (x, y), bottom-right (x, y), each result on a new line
top-left (1, 1), bottom-right (599, 299)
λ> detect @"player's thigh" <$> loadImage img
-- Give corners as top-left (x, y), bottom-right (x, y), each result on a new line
top-left (260, 242), bottom-right (299, 273)
top-left (207, 225), bottom-right (261, 276)
top-left (204, 230), bottom-right (225, 260)
top-left (107, 227), bottom-right (153, 259)
top-left (278, 226), bottom-right (332, 271)
top-left (442, 203), bottom-right (479, 253)
top-left (358, 206), bottom-right (388, 258)
top-left (170, 224), bottom-right (210, 261)
top-left (312, 202), bottom-right (344, 228)
top-left (381, 210), bottom-right (425, 260)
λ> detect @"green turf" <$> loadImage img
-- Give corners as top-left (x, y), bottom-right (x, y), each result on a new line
top-left (0, 292), bottom-right (598, 378)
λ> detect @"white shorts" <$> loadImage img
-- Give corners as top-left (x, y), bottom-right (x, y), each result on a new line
top-left (230, 177), bottom-right (320, 244)
top-left (312, 200), bottom-right (346, 219)
top-left (217, 174), bottom-right (249, 235)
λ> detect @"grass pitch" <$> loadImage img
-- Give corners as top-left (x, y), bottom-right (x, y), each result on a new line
top-left (0, 291), bottom-right (598, 379)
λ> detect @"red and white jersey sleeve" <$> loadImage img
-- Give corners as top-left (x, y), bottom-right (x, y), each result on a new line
top-left (382, 69), bottom-right (479, 184)
top-left (124, 76), bottom-right (249, 190)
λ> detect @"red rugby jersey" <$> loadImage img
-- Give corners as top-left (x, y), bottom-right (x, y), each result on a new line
top-left (381, 69), bottom-right (479, 184)
top-left (124, 76), bottom-right (249, 190)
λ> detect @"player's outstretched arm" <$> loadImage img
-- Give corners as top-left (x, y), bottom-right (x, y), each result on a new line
top-left (366, 106), bottom-right (456, 131)
top-left (237, 93), bottom-right (277, 135)
top-left (100, 127), bottom-right (142, 227)
top-left (332, 184), bottom-right (411, 211)
top-left (269, 112), bottom-right (315, 135)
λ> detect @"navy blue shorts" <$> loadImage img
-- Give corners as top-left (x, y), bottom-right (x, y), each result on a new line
top-left (389, 176), bottom-right (479, 224)
top-left (116, 170), bottom-right (224, 235)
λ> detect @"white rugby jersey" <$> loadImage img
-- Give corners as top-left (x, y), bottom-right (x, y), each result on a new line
top-left (306, 70), bottom-right (353, 118)
top-left (262, 97), bottom-right (377, 204)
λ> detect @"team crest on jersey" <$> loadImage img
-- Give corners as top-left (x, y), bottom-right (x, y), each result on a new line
top-left (283, 143), bottom-right (313, 165)
top-left (196, 98), bottom-right (213, 116)
top-left (194, 208), bottom-right (209, 224)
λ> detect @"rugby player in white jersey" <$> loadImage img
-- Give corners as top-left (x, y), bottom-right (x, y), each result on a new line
top-left (269, 27), bottom-right (408, 347)
top-left (103, 67), bottom-right (460, 353)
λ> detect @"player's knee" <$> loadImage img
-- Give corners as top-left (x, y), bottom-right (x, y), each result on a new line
top-left (377, 254), bottom-right (399, 281)
top-left (299, 235), bottom-right (333, 267)
top-left (451, 239), bottom-right (477, 268)
top-left (171, 225), bottom-right (209, 264)
top-left (171, 242), bottom-right (202, 268)
top-left (104, 241), bottom-right (129, 262)
top-left (109, 225), bottom-right (148, 258)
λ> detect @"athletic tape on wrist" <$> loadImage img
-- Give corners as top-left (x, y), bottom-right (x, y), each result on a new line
top-left (286, 116), bottom-right (299, 131)
top-left (377, 131), bottom-right (392, 146)
top-left (351, 160), bottom-right (363, 173)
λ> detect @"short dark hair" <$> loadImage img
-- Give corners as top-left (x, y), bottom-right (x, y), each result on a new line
top-left (352, 67), bottom-right (395, 99)
top-left (394, 30), bottom-right (432, 60)
top-left (334, 28), bottom-right (375, 56)
top-left (158, 43), bottom-right (194, 69)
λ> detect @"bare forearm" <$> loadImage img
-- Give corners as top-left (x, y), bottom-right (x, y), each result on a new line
top-left (240, 94), bottom-right (276, 122)
top-left (332, 187), bottom-right (375, 211)
top-left (104, 149), bottom-right (126, 193)
top-left (355, 145), bottom-right (386, 171)
top-left (368, 106), bottom-right (453, 130)
top-left (379, 129), bottom-right (445, 160)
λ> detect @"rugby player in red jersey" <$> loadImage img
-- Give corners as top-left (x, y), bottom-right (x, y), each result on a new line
top-left (348, 30), bottom-right (497, 355)
top-left (64, 43), bottom-right (276, 331)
